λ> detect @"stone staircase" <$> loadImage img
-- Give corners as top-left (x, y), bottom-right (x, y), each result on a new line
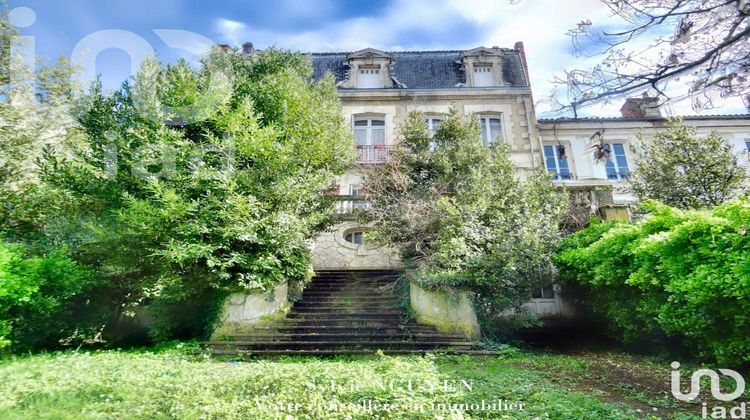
top-left (207, 270), bottom-right (492, 355)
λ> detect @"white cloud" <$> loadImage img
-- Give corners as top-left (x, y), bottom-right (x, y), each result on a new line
top-left (214, 0), bottom-right (746, 117)
top-left (216, 18), bottom-right (246, 44)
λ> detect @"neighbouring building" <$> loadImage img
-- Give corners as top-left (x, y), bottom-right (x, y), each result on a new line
top-left (289, 43), bottom-right (750, 319)
top-left (538, 96), bottom-right (750, 222)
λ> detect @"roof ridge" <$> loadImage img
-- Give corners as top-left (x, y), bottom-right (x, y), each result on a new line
top-left (309, 48), bottom-right (518, 56)
top-left (538, 114), bottom-right (750, 121)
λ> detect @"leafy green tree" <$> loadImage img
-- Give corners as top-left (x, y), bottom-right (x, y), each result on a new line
top-left (363, 109), bottom-right (568, 332)
top-left (555, 199), bottom-right (750, 365)
top-left (629, 121), bottom-right (747, 209)
top-left (29, 48), bottom-right (354, 340)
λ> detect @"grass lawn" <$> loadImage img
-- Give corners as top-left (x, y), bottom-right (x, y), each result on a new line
top-left (0, 343), bottom-right (733, 419)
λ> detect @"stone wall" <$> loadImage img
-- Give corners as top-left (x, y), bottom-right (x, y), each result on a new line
top-left (409, 282), bottom-right (481, 340)
top-left (211, 281), bottom-right (289, 338)
top-left (311, 221), bottom-right (400, 270)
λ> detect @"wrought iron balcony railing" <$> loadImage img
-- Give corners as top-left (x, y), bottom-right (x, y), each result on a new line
top-left (356, 145), bottom-right (393, 164)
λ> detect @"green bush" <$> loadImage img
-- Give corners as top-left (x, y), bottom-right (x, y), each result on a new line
top-left (0, 242), bottom-right (107, 352)
top-left (554, 199), bottom-right (750, 365)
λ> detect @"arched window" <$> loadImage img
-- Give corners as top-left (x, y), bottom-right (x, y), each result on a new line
top-left (353, 117), bottom-right (386, 147)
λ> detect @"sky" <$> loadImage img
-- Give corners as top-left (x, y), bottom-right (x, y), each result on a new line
top-left (7, 0), bottom-right (747, 117)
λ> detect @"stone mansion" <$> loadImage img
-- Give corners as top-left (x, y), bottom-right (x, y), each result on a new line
top-left (209, 43), bottom-right (750, 352)
top-left (301, 42), bottom-right (750, 281)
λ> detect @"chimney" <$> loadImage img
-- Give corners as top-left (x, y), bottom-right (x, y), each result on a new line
top-left (242, 42), bottom-right (255, 55)
top-left (620, 92), bottom-right (662, 118)
top-left (217, 44), bottom-right (230, 52)
top-left (514, 41), bottom-right (531, 87)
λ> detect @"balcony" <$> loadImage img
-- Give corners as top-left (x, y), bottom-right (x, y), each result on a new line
top-left (356, 145), bottom-right (393, 164)
top-left (334, 195), bottom-right (370, 216)
top-left (550, 171), bottom-right (576, 181)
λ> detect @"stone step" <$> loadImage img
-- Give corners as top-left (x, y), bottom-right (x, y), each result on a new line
top-left (310, 278), bottom-right (400, 284)
top-left (313, 272), bottom-right (398, 276)
top-left (301, 289), bottom-right (396, 295)
top-left (295, 296), bottom-right (400, 301)
top-left (222, 333), bottom-right (467, 341)
top-left (290, 306), bottom-right (401, 312)
top-left (287, 312), bottom-right (403, 320)
top-left (300, 294), bottom-right (397, 299)
top-left (206, 270), bottom-right (482, 356)
top-left (276, 317), bottom-right (405, 324)
top-left (208, 341), bottom-right (478, 350)
top-left (309, 276), bottom-right (399, 281)
top-left (211, 349), bottom-right (498, 356)
top-left (303, 283), bottom-right (395, 288)
top-left (220, 325), bottom-right (440, 334)
top-left (306, 283), bottom-right (396, 289)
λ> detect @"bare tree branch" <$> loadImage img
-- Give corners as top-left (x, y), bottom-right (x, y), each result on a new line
top-left (549, 0), bottom-right (750, 115)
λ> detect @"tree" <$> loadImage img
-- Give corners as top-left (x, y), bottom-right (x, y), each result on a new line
top-left (362, 109), bottom-right (568, 332)
top-left (0, 6), bottom-right (83, 246)
top-left (551, 0), bottom-right (750, 115)
top-left (628, 120), bottom-right (746, 209)
top-left (23, 48), bottom-right (354, 340)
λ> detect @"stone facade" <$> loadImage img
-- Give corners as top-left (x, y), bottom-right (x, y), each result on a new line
top-left (304, 44), bottom-right (750, 321)
top-left (309, 45), bottom-right (542, 279)
top-left (310, 220), bottom-right (400, 270)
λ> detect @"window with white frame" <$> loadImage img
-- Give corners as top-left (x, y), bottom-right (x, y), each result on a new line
top-left (344, 230), bottom-right (365, 245)
top-left (473, 64), bottom-right (493, 87)
top-left (745, 140), bottom-right (750, 152)
top-left (353, 118), bottom-right (386, 146)
top-left (357, 66), bottom-right (381, 88)
top-left (543, 145), bottom-right (572, 180)
top-left (479, 115), bottom-right (503, 145)
top-left (425, 117), bottom-right (442, 135)
top-left (604, 143), bottom-right (630, 180)
top-left (425, 116), bottom-right (442, 150)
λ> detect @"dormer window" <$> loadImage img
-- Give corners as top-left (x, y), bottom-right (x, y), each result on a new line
top-left (473, 64), bottom-right (493, 87)
top-left (357, 65), bottom-right (381, 88)
top-left (460, 47), bottom-right (504, 87)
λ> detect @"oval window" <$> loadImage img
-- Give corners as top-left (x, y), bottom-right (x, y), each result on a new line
top-left (344, 231), bottom-right (365, 245)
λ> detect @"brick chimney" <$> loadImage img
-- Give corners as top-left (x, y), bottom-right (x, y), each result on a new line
top-left (514, 41), bottom-right (531, 87)
top-left (242, 42), bottom-right (255, 55)
top-left (620, 93), bottom-right (662, 118)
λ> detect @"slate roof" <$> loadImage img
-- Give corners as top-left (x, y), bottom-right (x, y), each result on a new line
top-left (538, 114), bottom-right (750, 123)
top-left (310, 49), bottom-right (529, 89)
